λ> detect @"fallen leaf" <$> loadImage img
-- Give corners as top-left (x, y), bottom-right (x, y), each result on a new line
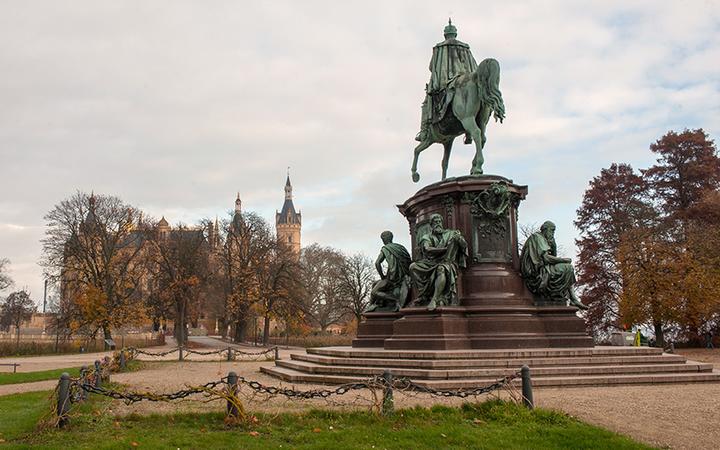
top-left (328, 426), bottom-right (334, 430)
top-left (130, 442), bottom-right (139, 447)
top-left (312, 428), bottom-right (322, 433)
top-left (441, 433), bottom-right (447, 438)
top-left (200, 427), bottom-right (207, 433)
top-left (249, 431), bottom-right (260, 437)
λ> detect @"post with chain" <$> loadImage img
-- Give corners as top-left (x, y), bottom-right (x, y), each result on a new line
top-left (382, 370), bottom-right (394, 415)
top-left (57, 372), bottom-right (71, 428)
top-left (227, 347), bottom-right (233, 362)
top-left (179, 346), bottom-right (184, 361)
top-left (521, 365), bottom-right (534, 409)
top-left (226, 371), bottom-right (240, 419)
top-left (274, 346), bottom-right (280, 361)
top-left (94, 360), bottom-right (102, 388)
top-left (79, 365), bottom-right (89, 400)
top-left (119, 350), bottom-right (127, 370)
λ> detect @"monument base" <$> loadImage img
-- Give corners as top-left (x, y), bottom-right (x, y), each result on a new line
top-left (353, 174), bottom-right (594, 350)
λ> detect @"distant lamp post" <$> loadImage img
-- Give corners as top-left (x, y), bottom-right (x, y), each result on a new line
top-left (43, 279), bottom-right (48, 314)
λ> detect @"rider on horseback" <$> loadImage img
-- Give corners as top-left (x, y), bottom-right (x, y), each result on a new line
top-left (416, 19), bottom-right (477, 143)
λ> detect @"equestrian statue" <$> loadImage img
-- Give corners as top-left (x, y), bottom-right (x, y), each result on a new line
top-left (412, 20), bottom-right (506, 183)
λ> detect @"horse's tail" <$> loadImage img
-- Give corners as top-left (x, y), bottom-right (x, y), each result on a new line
top-left (476, 58), bottom-right (506, 122)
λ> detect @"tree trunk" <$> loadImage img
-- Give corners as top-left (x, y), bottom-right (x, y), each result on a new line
top-left (654, 321), bottom-right (665, 348)
top-left (234, 319), bottom-right (247, 343)
top-left (263, 314), bottom-right (271, 346)
top-left (102, 325), bottom-right (113, 350)
top-left (175, 300), bottom-right (187, 346)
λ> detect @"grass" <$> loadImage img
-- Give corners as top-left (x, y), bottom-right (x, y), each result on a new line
top-left (0, 367), bottom-right (81, 386)
top-left (0, 337), bottom-right (165, 357)
top-left (0, 360), bottom-right (143, 386)
top-left (0, 395), bottom-right (654, 449)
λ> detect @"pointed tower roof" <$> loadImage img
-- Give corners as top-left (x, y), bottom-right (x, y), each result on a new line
top-left (277, 173), bottom-right (301, 225)
top-left (157, 216), bottom-right (169, 227)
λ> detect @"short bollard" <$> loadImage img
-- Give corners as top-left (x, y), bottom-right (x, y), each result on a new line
top-left (94, 360), bottom-right (102, 388)
top-left (382, 370), bottom-right (394, 415)
top-left (79, 366), bottom-right (89, 400)
top-left (521, 365), bottom-right (534, 409)
top-left (57, 373), bottom-right (71, 428)
top-left (226, 371), bottom-right (240, 419)
top-left (227, 347), bottom-right (233, 362)
top-left (119, 350), bottom-right (127, 370)
top-left (274, 346), bottom-right (280, 361)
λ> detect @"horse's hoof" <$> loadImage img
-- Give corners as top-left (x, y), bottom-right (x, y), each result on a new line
top-left (412, 172), bottom-right (420, 183)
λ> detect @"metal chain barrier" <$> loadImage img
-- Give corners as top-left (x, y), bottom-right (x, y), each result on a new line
top-left (51, 361), bottom-right (527, 429)
top-left (124, 346), bottom-right (278, 361)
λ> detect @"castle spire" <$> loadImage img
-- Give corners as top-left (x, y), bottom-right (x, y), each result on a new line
top-left (285, 170), bottom-right (293, 200)
top-left (235, 192), bottom-right (242, 214)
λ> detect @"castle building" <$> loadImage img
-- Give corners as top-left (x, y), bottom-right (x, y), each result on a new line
top-left (275, 174), bottom-right (302, 254)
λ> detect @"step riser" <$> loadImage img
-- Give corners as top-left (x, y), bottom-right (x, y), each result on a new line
top-left (261, 366), bottom-right (720, 388)
top-left (277, 360), bottom-right (712, 379)
top-left (292, 353), bottom-right (688, 369)
top-left (308, 347), bottom-right (665, 360)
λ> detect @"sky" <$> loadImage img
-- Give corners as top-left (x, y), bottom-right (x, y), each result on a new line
top-left (1, 1), bottom-right (719, 305)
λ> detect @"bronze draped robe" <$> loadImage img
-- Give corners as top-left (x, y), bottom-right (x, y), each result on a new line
top-left (520, 232), bottom-right (576, 300)
top-left (411, 229), bottom-right (468, 305)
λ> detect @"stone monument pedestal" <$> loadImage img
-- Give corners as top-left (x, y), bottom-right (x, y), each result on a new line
top-left (354, 175), bottom-right (593, 350)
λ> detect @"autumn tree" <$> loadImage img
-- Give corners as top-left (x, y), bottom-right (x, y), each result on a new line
top-left (299, 244), bottom-right (348, 332)
top-left (617, 228), bottom-right (684, 347)
top-left (41, 192), bottom-right (149, 345)
top-left (0, 290), bottom-right (36, 347)
top-left (642, 129), bottom-right (720, 342)
top-left (147, 222), bottom-right (210, 346)
top-left (218, 211), bottom-right (274, 342)
top-left (574, 163), bottom-right (656, 338)
top-left (254, 239), bottom-right (303, 345)
top-left (643, 129), bottom-right (720, 232)
top-left (0, 258), bottom-right (12, 292)
top-left (337, 252), bottom-right (376, 324)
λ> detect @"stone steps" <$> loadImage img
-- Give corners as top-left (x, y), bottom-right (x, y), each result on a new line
top-left (307, 346), bottom-right (665, 360)
top-left (261, 365), bottom-right (720, 387)
top-left (260, 346), bottom-right (720, 388)
top-left (291, 352), bottom-right (689, 369)
top-left (276, 359), bottom-right (712, 379)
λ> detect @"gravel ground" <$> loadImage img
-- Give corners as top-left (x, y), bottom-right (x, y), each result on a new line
top-left (3, 341), bottom-right (719, 449)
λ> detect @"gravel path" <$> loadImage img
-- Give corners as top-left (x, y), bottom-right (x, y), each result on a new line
top-left (4, 342), bottom-right (719, 449)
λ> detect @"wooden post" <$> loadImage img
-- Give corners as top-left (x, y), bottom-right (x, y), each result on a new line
top-left (119, 350), bottom-right (127, 370)
top-left (57, 373), bottom-right (71, 428)
top-left (274, 346), bottom-right (280, 361)
top-left (179, 346), bottom-right (184, 361)
top-left (521, 365), bottom-right (534, 409)
top-left (382, 370), bottom-right (394, 415)
top-left (227, 347), bottom-right (233, 362)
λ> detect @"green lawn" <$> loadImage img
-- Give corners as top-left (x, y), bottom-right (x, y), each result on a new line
top-left (0, 392), bottom-right (654, 450)
top-left (0, 367), bottom-right (81, 386)
top-left (0, 361), bottom-right (142, 386)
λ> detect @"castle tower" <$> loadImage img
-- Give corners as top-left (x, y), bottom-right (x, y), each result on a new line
top-left (276, 174), bottom-right (301, 254)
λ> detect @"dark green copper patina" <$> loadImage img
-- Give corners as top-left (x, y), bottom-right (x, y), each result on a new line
top-left (412, 20), bottom-right (506, 183)
top-left (520, 221), bottom-right (588, 310)
top-left (409, 214), bottom-right (468, 310)
top-left (365, 231), bottom-right (412, 312)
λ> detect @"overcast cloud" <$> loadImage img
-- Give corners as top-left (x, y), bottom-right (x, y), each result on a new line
top-left (1, 1), bottom-right (719, 304)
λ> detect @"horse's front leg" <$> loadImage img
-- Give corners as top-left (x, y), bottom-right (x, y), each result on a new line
top-left (441, 141), bottom-right (453, 180)
top-left (411, 140), bottom-right (433, 183)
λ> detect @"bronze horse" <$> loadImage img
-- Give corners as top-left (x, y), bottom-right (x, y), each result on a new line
top-left (411, 58), bottom-right (505, 183)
